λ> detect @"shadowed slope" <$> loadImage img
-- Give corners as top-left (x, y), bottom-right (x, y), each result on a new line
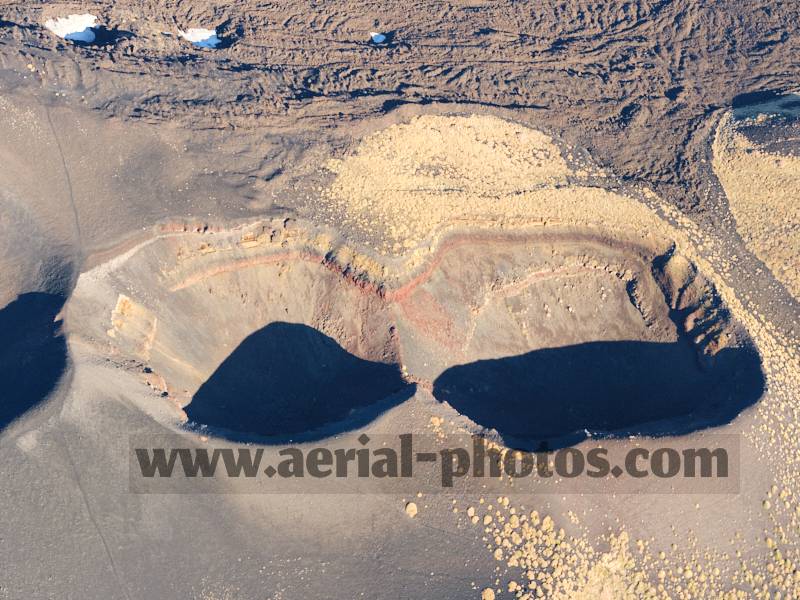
top-left (0, 293), bottom-right (67, 431)
top-left (433, 339), bottom-right (765, 450)
top-left (186, 322), bottom-right (413, 441)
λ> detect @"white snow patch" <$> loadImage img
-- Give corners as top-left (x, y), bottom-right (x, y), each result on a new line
top-left (178, 28), bottom-right (221, 48)
top-left (370, 31), bottom-right (387, 44)
top-left (44, 14), bottom-right (98, 43)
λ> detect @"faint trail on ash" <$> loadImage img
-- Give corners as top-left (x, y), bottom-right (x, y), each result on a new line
top-left (57, 430), bottom-right (135, 600)
top-left (44, 104), bottom-right (84, 266)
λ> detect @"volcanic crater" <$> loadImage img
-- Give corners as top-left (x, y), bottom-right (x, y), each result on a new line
top-left (66, 216), bottom-right (764, 448)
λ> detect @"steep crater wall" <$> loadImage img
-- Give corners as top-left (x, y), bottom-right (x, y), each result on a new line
top-left (66, 218), bottom-right (764, 446)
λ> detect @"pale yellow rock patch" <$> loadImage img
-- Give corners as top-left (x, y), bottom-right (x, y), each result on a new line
top-left (713, 112), bottom-right (800, 299)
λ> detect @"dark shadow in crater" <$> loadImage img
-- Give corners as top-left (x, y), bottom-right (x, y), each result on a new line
top-left (0, 293), bottom-right (67, 431)
top-left (433, 339), bottom-right (765, 451)
top-left (207, 19), bottom-right (242, 50)
top-left (186, 322), bottom-right (414, 443)
top-left (90, 26), bottom-right (134, 46)
top-left (665, 86), bottom-right (684, 101)
top-left (732, 89), bottom-right (784, 109)
top-left (64, 26), bottom-right (133, 47)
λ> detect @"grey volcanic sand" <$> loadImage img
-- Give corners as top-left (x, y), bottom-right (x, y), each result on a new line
top-left (0, 2), bottom-right (798, 599)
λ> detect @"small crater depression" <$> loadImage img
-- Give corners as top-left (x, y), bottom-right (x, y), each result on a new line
top-left (43, 14), bottom-right (133, 47)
